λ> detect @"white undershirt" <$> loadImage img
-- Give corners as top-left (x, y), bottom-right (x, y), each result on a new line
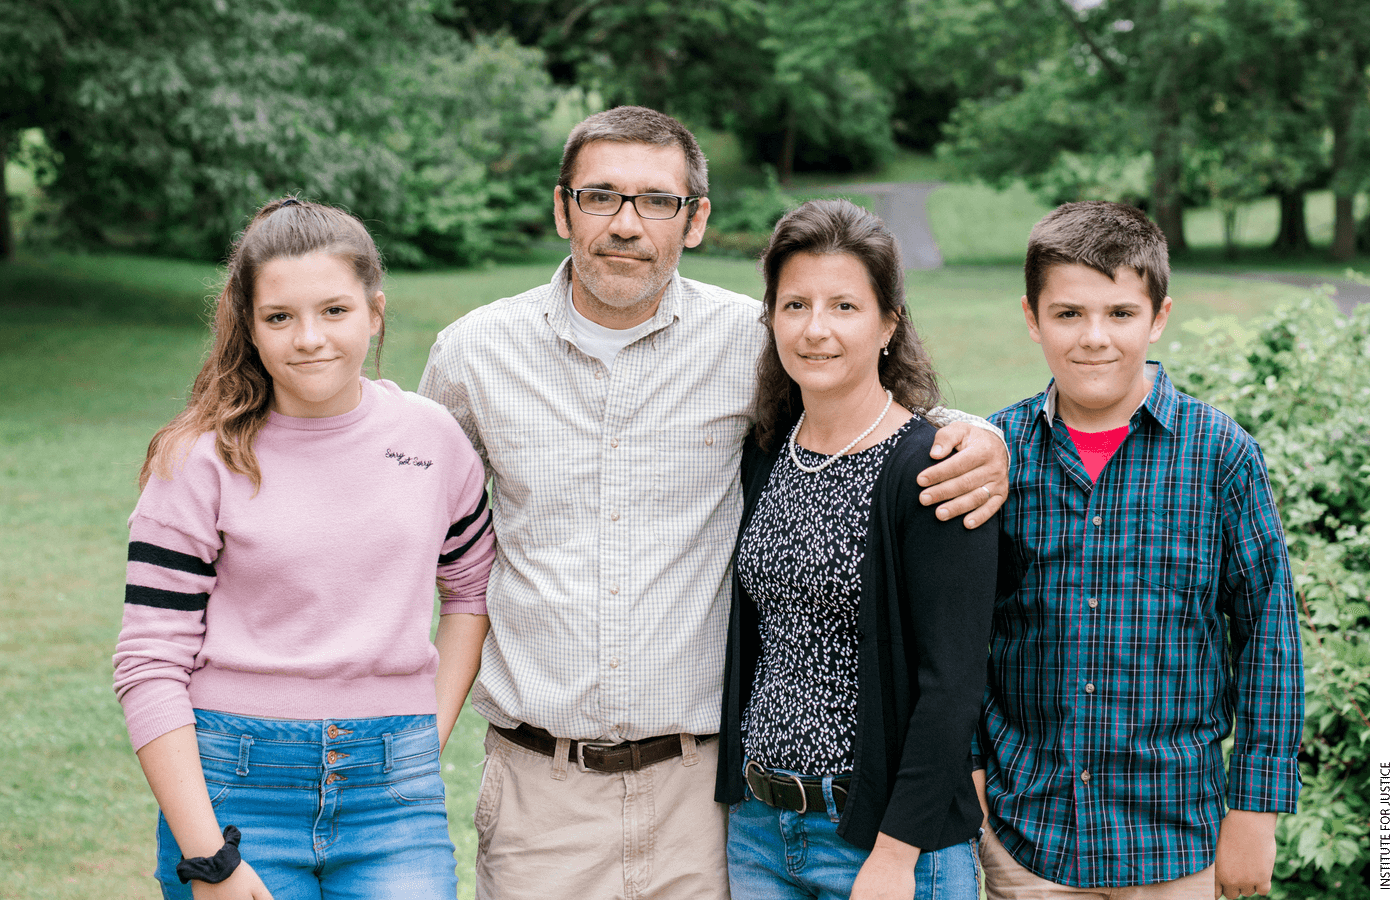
top-left (565, 284), bottom-right (656, 370)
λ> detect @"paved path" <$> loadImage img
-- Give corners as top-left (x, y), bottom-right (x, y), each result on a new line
top-left (1209, 271), bottom-right (1369, 315)
top-left (826, 180), bottom-right (945, 269)
top-left (825, 180), bottom-right (1368, 314)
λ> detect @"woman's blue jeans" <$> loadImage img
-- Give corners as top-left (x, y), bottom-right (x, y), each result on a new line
top-left (154, 710), bottom-right (457, 900)
top-left (727, 777), bottom-right (980, 900)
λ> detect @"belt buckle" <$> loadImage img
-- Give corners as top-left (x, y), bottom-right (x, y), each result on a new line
top-left (577, 739), bottom-right (623, 773)
top-left (743, 759), bottom-right (807, 814)
top-left (784, 771), bottom-right (808, 814)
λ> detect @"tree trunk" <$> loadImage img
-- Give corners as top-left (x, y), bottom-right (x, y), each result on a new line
top-left (779, 104), bottom-right (796, 186)
top-left (1272, 189), bottom-right (1309, 254)
top-left (0, 126), bottom-right (13, 262)
top-left (1150, 96), bottom-right (1187, 252)
top-left (1223, 208), bottom-right (1238, 261)
top-left (1331, 193), bottom-right (1356, 262)
top-left (1326, 82), bottom-right (1358, 261)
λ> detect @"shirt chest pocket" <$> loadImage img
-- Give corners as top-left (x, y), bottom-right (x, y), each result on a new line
top-left (648, 419), bottom-right (749, 547)
top-left (489, 427), bottom-right (583, 548)
top-left (1134, 508), bottom-right (1217, 594)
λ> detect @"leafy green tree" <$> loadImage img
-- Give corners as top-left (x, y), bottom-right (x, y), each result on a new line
top-left (1297, 0), bottom-right (1368, 260)
top-left (441, 0), bottom-right (766, 120)
top-left (0, 0), bottom-right (561, 264)
top-left (443, 0), bottom-right (905, 179)
top-left (934, 0), bottom-right (1365, 256)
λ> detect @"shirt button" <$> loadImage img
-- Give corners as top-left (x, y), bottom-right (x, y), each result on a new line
top-left (610, 511), bottom-right (620, 521)
top-left (609, 583), bottom-right (619, 595)
top-left (1085, 683), bottom-right (1096, 694)
top-left (704, 434), bottom-right (714, 446)
top-left (1081, 770), bottom-right (1091, 784)
top-left (1092, 515), bottom-right (1103, 526)
top-left (594, 369), bottom-right (603, 379)
top-left (609, 657), bottom-right (620, 668)
top-left (1087, 598), bottom-right (1099, 608)
top-left (610, 438), bottom-right (619, 449)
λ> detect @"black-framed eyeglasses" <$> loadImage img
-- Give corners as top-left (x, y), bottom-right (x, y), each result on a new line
top-left (563, 187), bottom-right (700, 220)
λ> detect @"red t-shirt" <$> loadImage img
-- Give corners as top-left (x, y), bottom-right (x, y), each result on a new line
top-left (1066, 424), bottom-right (1130, 483)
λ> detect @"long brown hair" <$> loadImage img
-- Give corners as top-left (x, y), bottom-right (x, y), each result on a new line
top-left (753, 199), bottom-right (941, 452)
top-left (140, 198), bottom-right (386, 490)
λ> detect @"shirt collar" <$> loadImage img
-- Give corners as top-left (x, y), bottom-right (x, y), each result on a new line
top-left (546, 256), bottom-right (683, 343)
top-left (1039, 362), bottom-right (1177, 434)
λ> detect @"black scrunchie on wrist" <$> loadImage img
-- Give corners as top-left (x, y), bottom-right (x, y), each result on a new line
top-left (175, 825), bottom-right (242, 884)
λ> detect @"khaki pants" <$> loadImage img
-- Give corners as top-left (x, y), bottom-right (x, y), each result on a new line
top-left (474, 725), bottom-right (730, 900)
top-left (980, 824), bottom-right (1215, 900)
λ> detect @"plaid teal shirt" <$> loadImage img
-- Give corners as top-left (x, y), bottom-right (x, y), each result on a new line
top-left (977, 364), bottom-right (1303, 888)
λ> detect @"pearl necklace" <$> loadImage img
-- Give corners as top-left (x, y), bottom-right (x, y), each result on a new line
top-left (788, 389), bottom-right (894, 475)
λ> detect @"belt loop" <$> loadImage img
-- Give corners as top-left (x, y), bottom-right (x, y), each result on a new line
top-left (821, 774), bottom-right (839, 821)
top-left (383, 733), bottom-right (394, 773)
top-left (236, 734), bottom-right (253, 777)
top-left (679, 733), bottom-right (699, 766)
top-left (551, 737), bottom-right (570, 781)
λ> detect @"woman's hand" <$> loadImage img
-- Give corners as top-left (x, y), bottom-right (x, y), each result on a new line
top-left (850, 833), bottom-right (920, 900)
top-left (190, 861), bottom-right (274, 900)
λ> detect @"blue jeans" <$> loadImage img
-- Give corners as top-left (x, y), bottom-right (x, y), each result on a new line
top-left (728, 779), bottom-right (980, 900)
top-left (154, 711), bottom-right (457, 900)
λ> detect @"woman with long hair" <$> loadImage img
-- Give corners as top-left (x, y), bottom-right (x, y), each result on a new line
top-left (715, 199), bottom-right (997, 899)
top-left (114, 198), bottom-right (494, 899)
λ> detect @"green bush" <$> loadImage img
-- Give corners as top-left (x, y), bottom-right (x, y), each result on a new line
top-left (700, 167), bottom-right (799, 259)
top-left (1168, 293), bottom-right (1369, 899)
top-left (376, 34), bottom-right (562, 267)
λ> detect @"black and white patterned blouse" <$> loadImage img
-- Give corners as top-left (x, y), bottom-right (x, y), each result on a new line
top-left (737, 416), bottom-right (918, 775)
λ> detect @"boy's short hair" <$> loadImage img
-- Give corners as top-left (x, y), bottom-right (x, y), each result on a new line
top-left (1024, 201), bottom-right (1170, 317)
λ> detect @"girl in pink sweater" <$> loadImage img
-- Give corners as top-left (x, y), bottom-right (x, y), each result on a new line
top-left (113, 198), bottom-right (494, 899)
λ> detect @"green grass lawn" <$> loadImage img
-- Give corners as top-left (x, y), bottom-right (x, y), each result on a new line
top-left (0, 245), bottom-right (1352, 898)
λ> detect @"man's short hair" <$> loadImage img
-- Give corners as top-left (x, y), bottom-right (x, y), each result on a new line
top-left (558, 106), bottom-right (709, 200)
top-left (1024, 201), bottom-right (1170, 317)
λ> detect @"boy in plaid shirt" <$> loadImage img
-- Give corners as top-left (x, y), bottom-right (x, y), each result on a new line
top-left (974, 201), bottom-right (1304, 900)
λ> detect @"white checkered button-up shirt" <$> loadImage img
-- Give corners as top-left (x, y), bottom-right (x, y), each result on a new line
top-left (420, 260), bottom-right (765, 741)
top-left (420, 258), bottom-right (1001, 743)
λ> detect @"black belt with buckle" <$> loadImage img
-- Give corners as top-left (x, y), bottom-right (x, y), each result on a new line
top-left (744, 759), bottom-right (849, 814)
top-left (493, 723), bottom-right (714, 773)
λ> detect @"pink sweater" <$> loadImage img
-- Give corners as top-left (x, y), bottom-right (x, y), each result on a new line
top-left (113, 378), bottom-right (495, 751)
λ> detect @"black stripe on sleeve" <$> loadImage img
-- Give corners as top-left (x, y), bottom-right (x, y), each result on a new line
top-left (439, 510), bottom-right (492, 566)
top-left (446, 491), bottom-right (490, 540)
top-left (128, 541), bottom-right (216, 577)
top-left (125, 585), bottom-right (210, 611)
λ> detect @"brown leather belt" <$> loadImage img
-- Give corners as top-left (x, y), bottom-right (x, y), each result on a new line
top-left (493, 723), bottom-right (715, 773)
top-left (744, 759), bottom-right (849, 815)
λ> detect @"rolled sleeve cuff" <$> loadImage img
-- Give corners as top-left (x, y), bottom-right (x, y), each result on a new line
top-left (1227, 752), bottom-right (1300, 812)
top-left (929, 406), bottom-right (1008, 448)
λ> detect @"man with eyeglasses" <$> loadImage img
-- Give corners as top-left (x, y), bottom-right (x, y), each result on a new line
top-left (418, 106), bottom-right (1009, 899)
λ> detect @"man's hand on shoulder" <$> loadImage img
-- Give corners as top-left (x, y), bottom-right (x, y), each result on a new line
top-left (917, 421), bottom-right (1009, 528)
top-left (1215, 810), bottom-right (1278, 898)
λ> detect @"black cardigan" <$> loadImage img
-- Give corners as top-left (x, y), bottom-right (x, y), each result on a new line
top-left (715, 418), bottom-right (998, 852)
